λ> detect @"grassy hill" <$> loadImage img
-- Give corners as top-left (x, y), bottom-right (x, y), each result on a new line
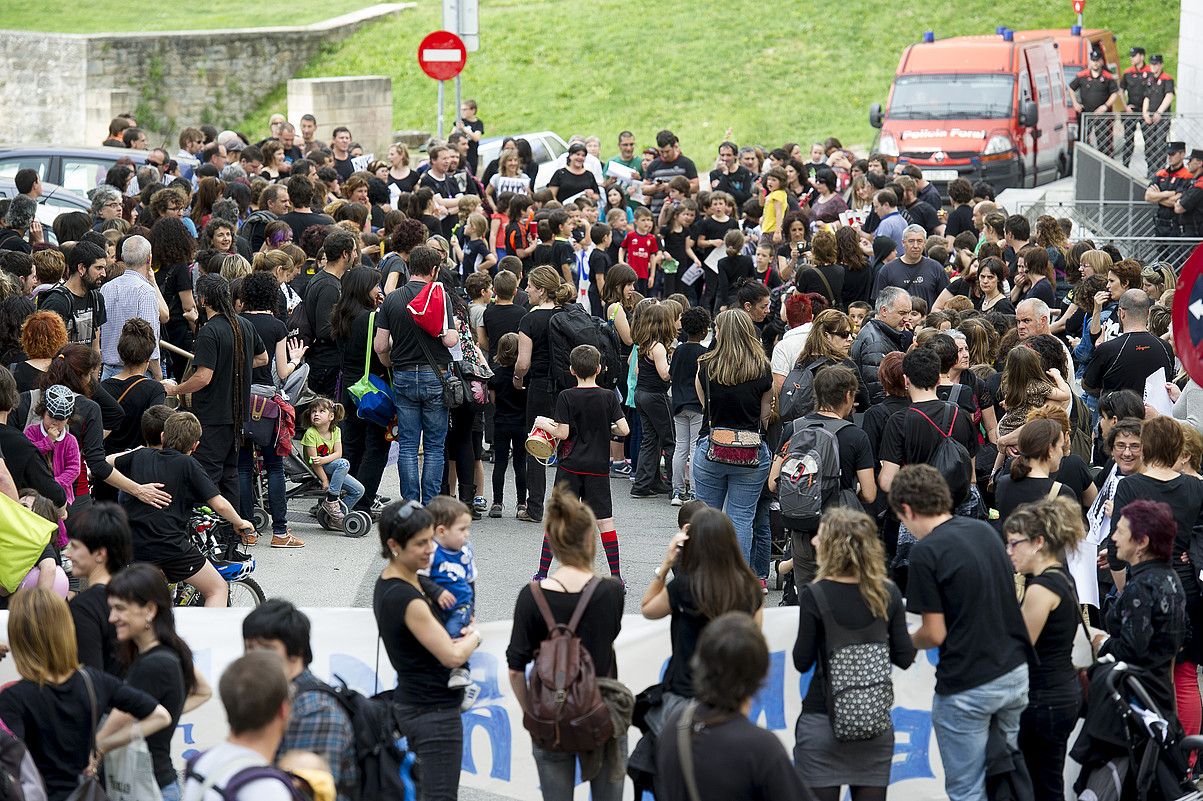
top-left (239, 0), bottom-right (1180, 157)
top-left (0, 0), bottom-right (372, 32)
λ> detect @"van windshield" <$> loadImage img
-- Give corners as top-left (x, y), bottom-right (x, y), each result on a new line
top-left (888, 74), bottom-right (1016, 120)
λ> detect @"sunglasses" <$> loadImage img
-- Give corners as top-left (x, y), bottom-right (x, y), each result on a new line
top-left (831, 330), bottom-right (853, 339)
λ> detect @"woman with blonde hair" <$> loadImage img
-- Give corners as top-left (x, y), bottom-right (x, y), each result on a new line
top-left (692, 309), bottom-right (774, 578)
top-left (0, 587), bottom-right (172, 801)
top-left (793, 507), bottom-right (916, 801)
top-left (217, 253), bottom-right (251, 283)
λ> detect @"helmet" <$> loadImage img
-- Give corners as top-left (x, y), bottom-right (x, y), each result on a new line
top-left (44, 385), bottom-right (77, 420)
top-left (214, 557), bottom-right (256, 582)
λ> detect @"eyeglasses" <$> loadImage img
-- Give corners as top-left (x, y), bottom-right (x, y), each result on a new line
top-left (1005, 538), bottom-right (1030, 552)
top-left (147, 161), bottom-right (163, 168)
top-left (1114, 443), bottom-right (1142, 453)
top-left (103, 201), bottom-right (122, 209)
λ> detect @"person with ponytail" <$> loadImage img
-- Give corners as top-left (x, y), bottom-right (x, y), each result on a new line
top-left (506, 484), bottom-right (627, 800)
top-left (165, 273), bottom-right (267, 509)
top-left (993, 418), bottom-right (1079, 526)
top-left (514, 265), bottom-right (574, 523)
top-left (100, 563), bottom-right (213, 801)
top-left (1002, 497), bottom-right (1087, 801)
top-left (792, 507), bottom-right (915, 801)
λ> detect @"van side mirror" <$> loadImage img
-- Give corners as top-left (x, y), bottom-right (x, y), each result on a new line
top-left (1019, 100), bottom-right (1039, 128)
top-left (869, 103), bottom-right (884, 129)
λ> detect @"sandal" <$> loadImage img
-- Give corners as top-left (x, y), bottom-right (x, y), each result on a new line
top-left (270, 533), bottom-right (306, 549)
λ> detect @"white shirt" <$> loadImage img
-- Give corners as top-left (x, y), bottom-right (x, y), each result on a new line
top-left (771, 324), bottom-right (812, 377)
top-left (181, 743), bottom-right (296, 801)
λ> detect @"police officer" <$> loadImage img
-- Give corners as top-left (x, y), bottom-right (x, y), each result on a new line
top-left (1119, 47), bottom-right (1150, 167)
top-left (1071, 49), bottom-right (1119, 158)
top-left (1146, 142), bottom-right (1192, 236)
top-left (1175, 149), bottom-right (1203, 238)
top-left (1142, 55), bottom-right (1176, 173)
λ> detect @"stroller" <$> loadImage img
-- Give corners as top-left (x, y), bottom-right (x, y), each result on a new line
top-left (246, 368), bottom-right (375, 539)
top-left (1074, 660), bottom-right (1203, 801)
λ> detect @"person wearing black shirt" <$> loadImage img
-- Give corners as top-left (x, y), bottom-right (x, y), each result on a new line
top-left (897, 177), bottom-right (941, 236)
top-left (944, 179), bottom-right (977, 239)
top-left (642, 131), bottom-right (699, 218)
top-left (708, 142), bottom-right (755, 209)
top-left (304, 228), bottom-right (355, 397)
top-left (1070, 50), bottom-right (1120, 157)
top-left (67, 503), bottom-right (132, 677)
top-left (892, 464), bottom-right (1031, 801)
top-left (280, 175), bottom-right (335, 244)
top-left (419, 146), bottom-right (463, 240)
top-left (0, 366), bottom-right (67, 507)
top-left (39, 240), bottom-right (107, 349)
top-left (375, 246), bottom-right (458, 504)
top-left (376, 501), bottom-right (481, 801)
top-left (994, 419), bottom-right (1079, 526)
top-left (330, 126), bottom-right (355, 181)
top-left (100, 321), bottom-right (168, 457)
top-left (1083, 289), bottom-right (1174, 398)
top-left (548, 143), bottom-right (600, 202)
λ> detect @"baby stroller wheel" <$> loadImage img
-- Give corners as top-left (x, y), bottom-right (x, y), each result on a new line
top-left (252, 506), bottom-right (270, 533)
top-left (342, 510), bottom-right (372, 538)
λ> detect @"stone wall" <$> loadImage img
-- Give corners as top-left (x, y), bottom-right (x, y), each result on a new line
top-left (288, 77), bottom-right (394, 158)
top-left (0, 4), bottom-right (410, 148)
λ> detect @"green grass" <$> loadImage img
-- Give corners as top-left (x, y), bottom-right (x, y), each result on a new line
top-left (238, 0), bottom-right (1179, 158)
top-left (0, 0), bottom-right (374, 32)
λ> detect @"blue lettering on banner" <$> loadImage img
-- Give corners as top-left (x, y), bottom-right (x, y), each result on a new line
top-left (890, 708), bottom-right (936, 782)
top-left (461, 652), bottom-right (512, 779)
top-left (748, 651), bottom-right (786, 730)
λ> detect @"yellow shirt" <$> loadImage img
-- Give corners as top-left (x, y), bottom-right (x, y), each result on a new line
top-left (762, 189), bottom-right (787, 233)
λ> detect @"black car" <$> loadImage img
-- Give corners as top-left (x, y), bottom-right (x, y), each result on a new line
top-left (0, 144), bottom-right (149, 199)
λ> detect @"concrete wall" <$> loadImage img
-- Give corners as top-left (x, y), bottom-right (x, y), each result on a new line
top-left (0, 4), bottom-right (410, 148)
top-left (1178, 0), bottom-right (1203, 116)
top-left (288, 77), bottom-right (394, 159)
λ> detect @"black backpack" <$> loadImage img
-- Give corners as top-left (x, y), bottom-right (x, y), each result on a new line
top-left (37, 283), bottom-right (101, 345)
top-left (909, 402), bottom-right (972, 505)
top-left (548, 303), bottom-right (624, 391)
top-left (0, 729), bottom-right (45, 801)
top-left (293, 674), bottom-right (417, 801)
top-left (778, 358), bottom-right (829, 422)
top-left (241, 209), bottom-right (278, 252)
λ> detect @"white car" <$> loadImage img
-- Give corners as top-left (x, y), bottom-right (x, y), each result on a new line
top-left (476, 131), bottom-right (568, 190)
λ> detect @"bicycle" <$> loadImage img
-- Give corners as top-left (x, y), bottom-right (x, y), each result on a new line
top-left (172, 507), bottom-right (266, 607)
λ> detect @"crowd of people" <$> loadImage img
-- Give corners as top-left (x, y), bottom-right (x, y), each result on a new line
top-left (0, 107), bottom-right (1200, 801)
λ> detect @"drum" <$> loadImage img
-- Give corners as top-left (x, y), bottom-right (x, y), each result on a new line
top-left (525, 425), bottom-right (559, 466)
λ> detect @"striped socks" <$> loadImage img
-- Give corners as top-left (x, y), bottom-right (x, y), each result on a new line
top-left (535, 536), bottom-right (553, 579)
top-left (600, 529), bottom-right (621, 578)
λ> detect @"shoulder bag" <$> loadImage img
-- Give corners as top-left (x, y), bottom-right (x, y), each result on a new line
top-left (676, 701), bottom-right (704, 801)
top-left (414, 325), bottom-right (464, 409)
top-left (65, 669), bottom-right (110, 801)
top-left (347, 312), bottom-right (397, 426)
top-left (701, 369), bottom-right (761, 466)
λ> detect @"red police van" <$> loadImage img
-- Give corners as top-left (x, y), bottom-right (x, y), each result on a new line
top-left (870, 30), bottom-right (1072, 193)
top-left (1012, 27), bottom-right (1121, 144)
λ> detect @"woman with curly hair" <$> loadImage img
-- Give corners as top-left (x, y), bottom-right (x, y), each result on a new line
top-left (201, 217), bottom-right (237, 256)
top-left (150, 216), bottom-right (198, 380)
top-left (14, 310), bottom-right (68, 392)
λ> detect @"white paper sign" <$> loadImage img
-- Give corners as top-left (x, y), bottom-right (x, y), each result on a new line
top-left (351, 154), bottom-right (374, 173)
top-left (1144, 367), bottom-right (1173, 417)
top-left (704, 246), bottom-right (724, 273)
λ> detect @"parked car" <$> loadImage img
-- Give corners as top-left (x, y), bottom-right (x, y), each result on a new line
top-left (476, 131), bottom-right (568, 188)
top-left (0, 145), bottom-right (149, 199)
top-left (869, 31), bottom-right (1072, 194)
top-left (0, 178), bottom-right (91, 245)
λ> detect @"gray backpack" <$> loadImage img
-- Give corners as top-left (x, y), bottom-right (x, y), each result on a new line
top-left (777, 417), bottom-right (854, 531)
top-left (778, 358), bottom-right (828, 422)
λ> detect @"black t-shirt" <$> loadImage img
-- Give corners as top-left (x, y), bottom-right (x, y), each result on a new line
top-left (0, 668), bottom-right (157, 801)
top-left (488, 365), bottom-right (526, 429)
top-left (664, 575), bottom-right (759, 697)
top-left (945, 204), bottom-right (976, 239)
top-left (506, 578), bottom-right (625, 677)
top-left (159, 262), bottom-right (193, 331)
top-left (374, 577), bottom-right (460, 706)
top-left (70, 583), bottom-right (120, 676)
top-left (126, 645), bottom-right (186, 788)
top-left (1083, 331), bottom-right (1175, 397)
top-left (332, 155), bottom-right (354, 181)
top-left (1021, 277), bottom-right (1057, 308)
top-left (1111, 473), bottom-right (1203, 590)
top-left (100, 375), bottom-right (167, 453)
top-left (548, 168), bottom-right (598, 201)
top-left (482, 303), bottom-right (527, 361)
top-left (517, 307), bottom-right (561, 383)
top-left (878, 399), bottom-right (979, 466)
top-left (636, 352), bottom-right (670, 393)
top-left (378, 280), bottom-right (453, 369)
top-left (462, 119), bottom-right (484, 173)
top-left (587, 248), bottom-right (611, 316)
top-left (784, 414), bottom-right (874, 492)
top-left (115, 447), bottom-right (219, 563)
top-left (340, 309), bottom-right (388, 388)
top-left (904, 200), bottom-right (941, 235)
top-left (304, 270), bottom-right (343, 370)
top-left (387, 171), bottom-right (419, 195)
top-left (246, 312), bottom-right (288, 385)
top-left (693, 216), bottom-right (739, 264)
top-left (39, 285), bottom-right (106, 347)
top-left (11, 360), bottom-right (43, 393)
top-left (1051, 453), bottom-right (1094, 501)
top-left (861, 395), bottom-right (910, 466)
top-left (699, 365), bottom-right (771, 435)
top-left (280, 210), bottom-right (335, 245)
top-left (554, 386), bottom-right (624, 475)
top-left (708, 166), bottom-right (755, 208)
top-left (644, 155), bottom-right (699, 216)
top-left (190, 314), bottom-right (264, 426)
top-left (1025, 569), bottom-right (1081, 693)
top-left (995, 475), bottom-right (1079, 525)
top-left (654, 704), bottom-right (813, 801)
top-left (670, 342), bottom-right (705, 415)
top-left (419, 172), bottom-right (459, 239)
top-left (906, 516), bottom-right (1030, 694)
top-left (550, 238), bottom-right (575, 275)
top-left (795, 264), bottom-right (845, 309)
top-left (716, 254), bottom-right (754, 307)
top-left (841, 263), bottom-right (875, 307)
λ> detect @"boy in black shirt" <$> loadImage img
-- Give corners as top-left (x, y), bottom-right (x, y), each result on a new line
top-left (110, 411), bottom-right (255, 607)
top-left (531, 345), bottom-right (629, 580)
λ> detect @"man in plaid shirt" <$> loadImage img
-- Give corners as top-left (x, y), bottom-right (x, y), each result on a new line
top-left (243, 600), bottom-right (358, 801)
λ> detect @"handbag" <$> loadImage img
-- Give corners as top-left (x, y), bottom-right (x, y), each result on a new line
top-left (701, 370), bottom-right (762, 466)
top-left (415, 328), bottom-right (463, 409)
top-left (104, 724), bottom-right (162, 801)
top-left (66, 669), bottom-right (110, 801)
top-left (243, 384), bottom-right (281, 449)
top-left (347, 312), bottom-right (396, 426)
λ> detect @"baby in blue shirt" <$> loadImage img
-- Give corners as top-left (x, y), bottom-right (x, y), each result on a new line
top-left (424, 496), bottom-right (478, 707)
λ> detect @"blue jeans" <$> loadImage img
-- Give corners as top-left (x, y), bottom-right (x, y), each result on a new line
top-left (238, 445), bottom-right (288, 536)
top-left (324, 457), bottom-right (365, 509)
top-left (532, 734), bottom-right (627, 801)
top-left (393, 368), bottom-right (450, 504)
top-left (394, 703), bottom-right (462, 801)
top-left (691, 438), bottom-right (771, 570)
top-left (444, 602), bottom-right (472, 637)
top-left (159, 780), bottom-right (181, 801)
top-left (931, 663), bottom-right (1029, 801)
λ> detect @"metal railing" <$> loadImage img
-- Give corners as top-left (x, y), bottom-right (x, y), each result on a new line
top-left (1078, 112), bottom-right (1203, 179)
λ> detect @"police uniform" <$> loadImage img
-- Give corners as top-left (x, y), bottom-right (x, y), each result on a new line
top-left (1149, 143), bottom-right (1193, 236)
top-left (1142, 59), bottom-right (1176, 167)
top-left (1179, 150), bottom-right (1203, 238)
top-left (1119, 48), bottom-right (1150, 167)
top-left (1071, 64), bottom-right (1118, 157)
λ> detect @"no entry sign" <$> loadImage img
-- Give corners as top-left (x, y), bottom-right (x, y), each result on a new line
top-left (1072, 0), bottom-right (1085, 13)
top-left (418, 30), bottom-right (467, 81)
top-left (1172, 243), bottom-right (1203, 386)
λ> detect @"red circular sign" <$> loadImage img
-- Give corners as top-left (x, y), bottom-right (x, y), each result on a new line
top-left (1071, 0), bottom-right (1086, 12)
top-left (417, 30), bottom-right (467, 81)
top-left (1173, 243), bottom-right (1203, 387)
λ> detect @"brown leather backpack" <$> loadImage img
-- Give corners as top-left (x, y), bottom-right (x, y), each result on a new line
top-left (522, 577), bottom-right (614, 753)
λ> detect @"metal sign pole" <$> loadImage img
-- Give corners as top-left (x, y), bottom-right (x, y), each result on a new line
top-left (437, 80), bottom-right (445, 140)
top-left (455, 76), bottom-right (462, 126)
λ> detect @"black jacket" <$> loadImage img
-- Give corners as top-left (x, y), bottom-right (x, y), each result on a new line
top-left (851, 319), bottom-right (909, 403)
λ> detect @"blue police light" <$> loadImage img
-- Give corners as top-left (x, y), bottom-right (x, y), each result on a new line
top-left (923, 31), bottom-right (935, 43)
top-left (1003, 29), bottom-right (1014, 41)
top-left (1071, 25), bottom-right (1082, 35)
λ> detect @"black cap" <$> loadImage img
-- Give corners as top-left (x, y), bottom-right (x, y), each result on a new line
top-left (1089, 48), bottom-right (1104, 61)
top-left (1150, 54), bottom-right (1163, 64)
top-left (1129, 46), bottom-right (1145, 57)
top-left (1191, 149), bottom-right (1203, 162)
top-left (1168, 141), bottom-right (1186, 153)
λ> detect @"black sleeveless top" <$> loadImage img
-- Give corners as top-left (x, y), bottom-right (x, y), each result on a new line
top-left (1025, 568), bottom-right (1080, 695)
top-left (635, 350), bottom-right (670, 394)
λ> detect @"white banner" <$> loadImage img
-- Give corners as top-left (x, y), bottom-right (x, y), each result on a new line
top-left (0, 608), bottom-right (949, 800)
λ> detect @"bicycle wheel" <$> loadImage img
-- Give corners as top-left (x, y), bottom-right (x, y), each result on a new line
top-left (227, 578), bottom-right (266, 607)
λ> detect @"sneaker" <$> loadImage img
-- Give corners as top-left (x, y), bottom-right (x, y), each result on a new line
top-left (271, 533), bottom-right (307, 549)
top-left (459, 682), bottom-right (481, 711)
top-left (488, 503), bottom-right (503, 518)
top-left (532, 572), bottom-right (546, 581)
top-left (670, 491), bottom-right (685, 507)
top-left (467, 505), bottom-right (483, 521)
top-left (610, 460), bottom-right (632, 477)
top-left (630, 488), bottom-right (661, 499)
top-left (321, 498), bottom-right (345, 523)
top-left (517, 506), bottom-right (541, 523)
top-left (448, 667), bottom-right (472, 689)
top-left (759, 577), bottom-right (769, 595)
top-left (473, 496), bottom-right (488, 513)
